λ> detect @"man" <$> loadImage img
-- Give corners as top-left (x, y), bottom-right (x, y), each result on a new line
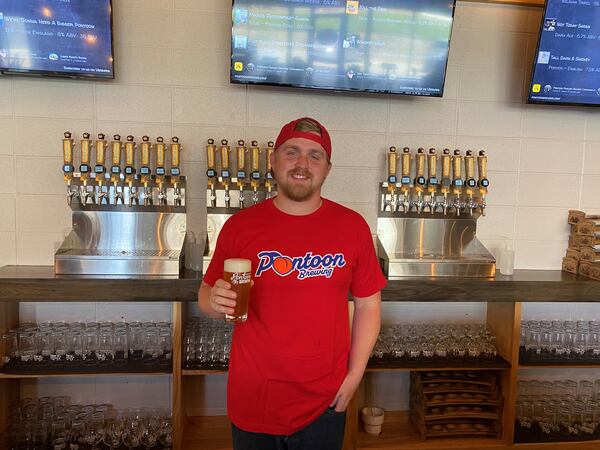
top-left (198, 117), bottom-right (386, 450)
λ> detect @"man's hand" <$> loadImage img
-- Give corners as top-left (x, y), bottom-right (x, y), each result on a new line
top-left (208, 279), bottom-right (238, 317)
top-left (329, 370), bottom-right (362, 412)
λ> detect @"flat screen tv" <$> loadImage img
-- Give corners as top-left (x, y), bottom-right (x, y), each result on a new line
top-left (0, 0), bottom-right (114, 79)
top-left (528, 0), bottom-right (600, 106)
top-left (231, 0), bottom-right (456, 96)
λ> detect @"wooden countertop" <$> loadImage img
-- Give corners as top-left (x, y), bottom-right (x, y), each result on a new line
top-left (0, 266), bottom-right (596, 303)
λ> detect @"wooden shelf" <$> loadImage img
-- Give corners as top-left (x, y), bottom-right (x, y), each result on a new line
top-left (367, 356), bottom-right (510, 371)
top-left (182, 369), bottom-right (227, 376)
top-left (513, 440), bottom-right (600, 448)
top-left (381, 270), bottom-right (600, 303)
top-left (0, 265), bottom-right (201, 302)
top-left (0, 267), bottom-right (598, 303)
top-left (519, 364), bottom-right (600, 369)
top-left (357, 411), bottom-right (504, 450)
top-left (0, 371), bottom-right (170, 379)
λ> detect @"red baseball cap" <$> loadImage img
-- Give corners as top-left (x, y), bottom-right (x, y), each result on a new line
top-left (274, 117), bottom-right (332, 159)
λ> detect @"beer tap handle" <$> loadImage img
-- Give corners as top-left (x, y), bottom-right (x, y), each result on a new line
top-left (414, 148), bottom-right (426, 213)
top-left (110, 135), bottom-right (123, 205)
top-left (170, 136), bottom-right (182, 177)
top-left (79, 132), bottom-right (92, 205)
top-left (265, 141), bottom-right (275, 199)
top-left (384, 146), bottom-right (397, 211)
top-left (170, 137), bottom-right (183, 206)
top-left (266, 141), bottom-right (274, 179)
top-left (426, 148), bottom-right (438, 214)
top-left (95, 134), bottom-right (107, 168)
top-left (206, 139), bottom-right (216, 176)
top-left (427, 148), bottom-right (438, 181)
top-left (236, 140), bottom-right (247, 208)
top-left (478, 150), bottom-right (489, 216)
top-left (236, 140), bottom-right (247, 179)
top-left (94, 133), bottom-right (108, 204)
top-left (478, 150), bottom-right (489, 187)
top-left (63, 132), bottom-right (76, 204)
top-left (387, 146), bottom-right (398, 185)
top-left (220, 139), bottom-right (231, 207)
top-left (80, 132), bottom-right (91, 174)
top-left (220, 139), bottom-right (231, 178)
top-left (465, 150), bottom-right (475, 182)
top-left (124, 135), bottom-right (137, 206)
top-left (206, 138), bottom-right (217, 207)
top-left (140, 136), bottom-right (152, 206)
top-left (440, 149), bottom-right (451, 215)
top-left (251, 141), bottom-right (261, 174)
top-left (155, 137), bottom-right (167, 205)
top-left (140, 136), bottom-right (152, 171)
top-left (452, 150), bottom-right (464, 216)
top-left (124, 135), bottom-right (136, 175)
top-left (155, 137), bottom-right (166, 175)
top-left (250, 140), bottom-right (261, 204)
top-left (399, 147), bottom-right (411, 212)
top-left (62, 131), bottom-right (75, 176)
top-left (465, 150), bottom-right (477, 215)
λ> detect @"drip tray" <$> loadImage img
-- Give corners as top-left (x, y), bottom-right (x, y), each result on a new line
top-left (55, 249), bottom-right (183, 276)
top-left (380, 251), bottom-right (496, 278)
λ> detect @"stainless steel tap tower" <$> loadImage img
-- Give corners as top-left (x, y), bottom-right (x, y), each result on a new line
top-left (378, 146), bottom-right (494, 278)
top-left (55, 132), bottom-right (187, 276)
top-left (203, 139), bottom-right (276, 271)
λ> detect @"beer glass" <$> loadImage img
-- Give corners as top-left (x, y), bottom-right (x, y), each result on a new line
top-left (223, 258), bottom-right (252, 322)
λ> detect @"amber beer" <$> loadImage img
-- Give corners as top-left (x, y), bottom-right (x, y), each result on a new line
top-left (224, 258), bottom-right (252, 322)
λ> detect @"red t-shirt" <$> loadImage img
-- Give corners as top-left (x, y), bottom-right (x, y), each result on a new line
top-left (203, 198), bottom-right (387, 435)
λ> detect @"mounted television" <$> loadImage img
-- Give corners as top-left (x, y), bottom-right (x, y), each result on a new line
top-left (528, 0), bottom-right (600, 106)
top-left (231, 0), bottom-right (456, 96)
top-left (0, 0), bottom-right (114, 79)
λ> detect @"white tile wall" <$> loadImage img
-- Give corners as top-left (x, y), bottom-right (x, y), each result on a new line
top-left (3, 0), bottom-right (600, 415)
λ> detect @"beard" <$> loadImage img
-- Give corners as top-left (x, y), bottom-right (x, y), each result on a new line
top-left (277, 169), bottom-right (317, 202)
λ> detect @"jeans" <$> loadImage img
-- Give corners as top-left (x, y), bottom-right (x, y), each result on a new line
top-left (231, 407), bottom-right (346, 450)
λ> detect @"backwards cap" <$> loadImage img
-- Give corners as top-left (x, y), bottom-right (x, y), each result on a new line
top-left (274, 117), bottom-right (332, 159)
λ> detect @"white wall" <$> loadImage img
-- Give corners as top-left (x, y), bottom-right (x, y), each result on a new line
top-left (2, 0), bottom-right (600, 413)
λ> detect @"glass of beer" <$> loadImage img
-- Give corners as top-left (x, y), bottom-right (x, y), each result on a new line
top-left (223, 258), bottom-right (252, 322)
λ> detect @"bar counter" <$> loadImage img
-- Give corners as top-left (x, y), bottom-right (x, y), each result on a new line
top-left (0, 266), bottom-right (597, 303)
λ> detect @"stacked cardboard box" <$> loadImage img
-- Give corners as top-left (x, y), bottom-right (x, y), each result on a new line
top-left (564, 210), bottom-right (600, 280)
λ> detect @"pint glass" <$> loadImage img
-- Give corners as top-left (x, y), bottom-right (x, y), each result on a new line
top-left (223, 258), bottom-right (252, 322)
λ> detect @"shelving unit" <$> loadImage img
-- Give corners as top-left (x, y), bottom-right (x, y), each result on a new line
top-left (0, 267), bottom-right (599, 450)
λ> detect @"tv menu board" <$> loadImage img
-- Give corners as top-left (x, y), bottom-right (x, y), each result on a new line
top-left (0, 0), bottom-right (114, 79)
top-left (231, 0), bottom-right (456, 96)
top-left (529, 0), bottom-right (600, 106)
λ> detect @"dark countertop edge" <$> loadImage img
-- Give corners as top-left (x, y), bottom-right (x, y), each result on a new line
top-left (0, 266), bottom-right (598, 303)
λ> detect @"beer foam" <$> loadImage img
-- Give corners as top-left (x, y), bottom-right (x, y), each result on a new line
top-left (224, 258), bottom-right (251, 273)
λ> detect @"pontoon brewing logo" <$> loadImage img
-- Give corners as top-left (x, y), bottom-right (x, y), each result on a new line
top-left (255, 250), bottom-right (346, 280)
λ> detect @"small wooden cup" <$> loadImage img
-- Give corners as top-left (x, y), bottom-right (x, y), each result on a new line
top-left (361, 406), bottom-right (385, 435)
